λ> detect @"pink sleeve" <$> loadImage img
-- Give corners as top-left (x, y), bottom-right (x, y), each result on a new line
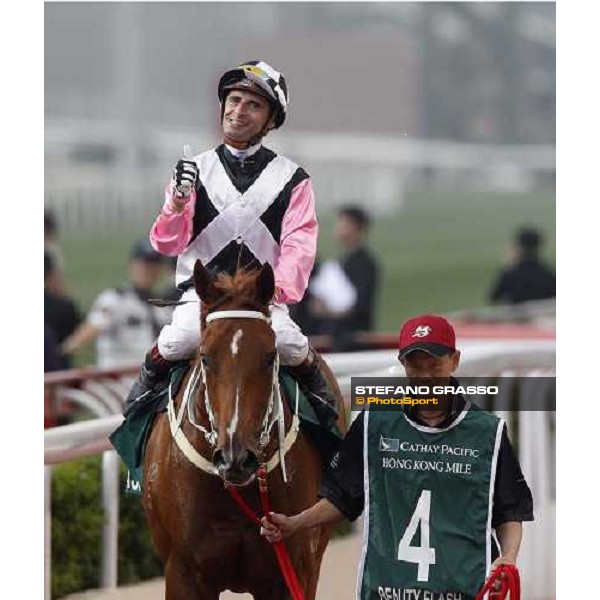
top-left (149, 183), bottom-right (196, 256)
top-left (274, 177), bottom-right (318, 304)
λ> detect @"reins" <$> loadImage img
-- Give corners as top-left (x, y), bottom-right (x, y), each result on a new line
top-left (475, 564), bottom-right (520, 600)
top-left (226, 466), bottom-right (306, 600)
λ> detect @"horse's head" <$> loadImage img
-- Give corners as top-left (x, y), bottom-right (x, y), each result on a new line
top-left (193, 260), bottom-right (277, 486)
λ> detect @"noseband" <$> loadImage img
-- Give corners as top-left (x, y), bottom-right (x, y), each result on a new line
top-left (206, 309), bottom-right (271, 324)
top-left (166, 309), bottom-right (300, 482)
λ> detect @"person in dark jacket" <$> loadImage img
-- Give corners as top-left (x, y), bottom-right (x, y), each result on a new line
top-left (44, 252), bottom-right (82, 369)
top-left (44, 325), bottom-right (62, 373)
top-left (309, 206), bottom-right (380, 351)
top-left (489, 226), bottom-right (555, 304)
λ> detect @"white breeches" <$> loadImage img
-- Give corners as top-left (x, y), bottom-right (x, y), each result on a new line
top-left (157, 288), bottom-right (309, 366)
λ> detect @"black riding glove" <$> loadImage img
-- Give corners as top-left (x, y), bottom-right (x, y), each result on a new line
top-left (173, 159), bottom-right (198, 197)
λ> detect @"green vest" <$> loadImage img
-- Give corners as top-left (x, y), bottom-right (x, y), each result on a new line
top-left (357, 405), bottom-right (503, 600)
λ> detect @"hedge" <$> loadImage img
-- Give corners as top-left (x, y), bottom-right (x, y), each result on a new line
top-left (51, 457), bottom-right (162, 599)
top-left (50, 456), bottom-right (352, 598)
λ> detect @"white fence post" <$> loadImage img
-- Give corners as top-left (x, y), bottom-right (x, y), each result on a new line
top-left (45, 465), bottom-right (53, 600)
top-left (101, 450), bottom-right (121, 589)
top-left (518, 374), bottom-right (555, 599)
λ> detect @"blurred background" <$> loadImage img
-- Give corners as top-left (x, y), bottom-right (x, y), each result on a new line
top-left (45, 1), bottom-right (555, 336)
top-left (44, 3), bottom-right (555, 600)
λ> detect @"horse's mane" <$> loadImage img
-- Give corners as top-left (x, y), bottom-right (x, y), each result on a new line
top-left (206, 267), bottom-right (269, 313)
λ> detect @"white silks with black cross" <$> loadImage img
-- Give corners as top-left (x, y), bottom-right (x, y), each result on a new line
top-left (175, 149), bottom-right (299, 288)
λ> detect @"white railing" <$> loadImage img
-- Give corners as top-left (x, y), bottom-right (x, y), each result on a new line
top-left (44, 344), bottom-right (556, 600)
top-left (45, 123), bottom-right (555, 231)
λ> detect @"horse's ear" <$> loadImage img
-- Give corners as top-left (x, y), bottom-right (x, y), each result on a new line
top-left (193, 260), bottom-right (219, 304)
top-left (256, 263), bottom-right (275, 306)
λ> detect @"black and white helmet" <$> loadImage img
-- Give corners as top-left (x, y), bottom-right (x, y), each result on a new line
top-left (218, 61), bottom-right (289, 128)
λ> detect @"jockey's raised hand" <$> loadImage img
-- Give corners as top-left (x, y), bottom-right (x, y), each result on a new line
top-left (173, 146), bottom-right (198, 198)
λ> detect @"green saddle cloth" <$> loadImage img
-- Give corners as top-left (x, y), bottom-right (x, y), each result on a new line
top-left (109, 364), bottom-right (344, 496)
top-left (109, 363), bottom-right (189, 494)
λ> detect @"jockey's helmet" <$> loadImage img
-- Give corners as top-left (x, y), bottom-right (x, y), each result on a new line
top-left (218, 61), bottom-right (288, 129)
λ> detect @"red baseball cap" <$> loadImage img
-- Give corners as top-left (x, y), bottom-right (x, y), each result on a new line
top-left (398, 315), bottom-right (456, 360)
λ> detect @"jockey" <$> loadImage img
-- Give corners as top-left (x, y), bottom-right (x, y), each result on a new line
top-left (125, 60), bottom-right (339, 428)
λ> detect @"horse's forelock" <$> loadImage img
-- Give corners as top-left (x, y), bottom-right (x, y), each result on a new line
top-left (207, 269), bottom-right (268, 311)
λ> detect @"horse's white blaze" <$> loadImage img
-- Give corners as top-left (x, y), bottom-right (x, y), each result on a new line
top-left (231, 329), bottom-right (243, 356)
top-left (227, 331), bottom-right (243, 455)
top-left (227, 384), bottom-right (240, 453)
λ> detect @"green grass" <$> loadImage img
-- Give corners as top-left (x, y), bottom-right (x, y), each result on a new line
top-left (60, 187), bottom-right (555, 356)
top-left (62, 223), bottom-right (153, 310)
top-left (318, 188), bottom-right (555, 330)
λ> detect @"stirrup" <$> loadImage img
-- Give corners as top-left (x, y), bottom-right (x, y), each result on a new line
top-left (123, 388), bottom-right (153, 417)
top-left (124, 364), bottom-right (161, 413)
top-left (288, 349), bottom-right (339, 428)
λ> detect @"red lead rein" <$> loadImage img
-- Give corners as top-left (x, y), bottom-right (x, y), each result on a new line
top-left (475, 564), bottom-right (521, 600)
top-left (226, 466), bottom-right (306, 600)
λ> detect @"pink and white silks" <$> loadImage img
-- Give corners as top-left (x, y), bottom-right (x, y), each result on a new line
top-left (149, 171), bottom-right (318, 366)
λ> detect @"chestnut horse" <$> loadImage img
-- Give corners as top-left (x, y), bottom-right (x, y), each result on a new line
top-left (143, 260), bottom-right (347, 599)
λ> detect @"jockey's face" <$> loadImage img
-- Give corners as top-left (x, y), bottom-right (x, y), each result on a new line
top-left (222, 89), bottom-right (274, 145)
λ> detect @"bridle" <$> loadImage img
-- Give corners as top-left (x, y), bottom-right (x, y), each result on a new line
top-left (166, 308), bottom-right (307, 599)
top-left (166, 309), bottom-right (301, 483)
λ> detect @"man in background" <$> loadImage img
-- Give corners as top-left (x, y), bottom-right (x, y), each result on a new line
top-left (62, 240), bottom-right (171, 368)
top-left (44, 252), bottom-right (82, 369)
top-left (309, 205), bottom-right (380, 351)
top-left (488, 226), bottom-right (555, 305)
top-left (44, 210), bottom-right (68, 294)
top-left (44, 325), bottom-right (62, 373)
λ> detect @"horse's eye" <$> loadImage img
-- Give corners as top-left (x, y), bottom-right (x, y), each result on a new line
top-left (201, 354), bottom-right (212, 370)
top-left (266, 352), bottom-right (277, 368)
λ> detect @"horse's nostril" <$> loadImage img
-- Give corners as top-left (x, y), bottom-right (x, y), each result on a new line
top-left (214, 447), bottom-right (259, 482)
top-left (240, 449), bottom-right (259, 473)
top-left (212, 449), bottom-right (226, 469)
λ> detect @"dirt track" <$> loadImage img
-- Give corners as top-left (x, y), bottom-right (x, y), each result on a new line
top-left (64, 528), bottom-right (363, 600)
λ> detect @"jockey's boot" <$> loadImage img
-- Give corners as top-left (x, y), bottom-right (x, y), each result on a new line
top-left (124, 345), bottom-right (173, 416)
top-left (288, 348), bottom-right (339, 429)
